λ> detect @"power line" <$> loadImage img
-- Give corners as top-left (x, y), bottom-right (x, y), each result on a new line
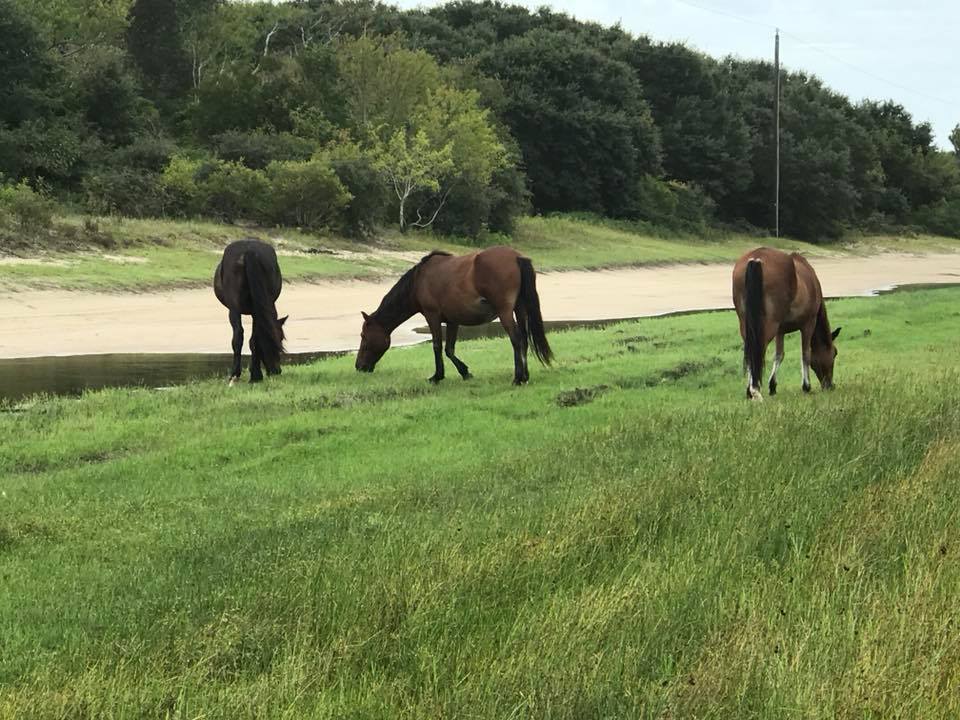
top-left (670, 0), bottom-right (956, 109)
top-left (777, 28), bottom-right (955, 107)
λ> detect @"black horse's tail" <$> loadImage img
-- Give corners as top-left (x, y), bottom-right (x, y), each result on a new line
top-left (744, 257), bottom-right (765, 390)
top-left (244, 250), bottom-right (285, 372)
top-left (516, 257), bottom-right (553, 365)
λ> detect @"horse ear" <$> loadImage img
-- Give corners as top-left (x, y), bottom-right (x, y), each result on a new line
top-left (278, 315), bottom-right (288, 326)
top-left (361, 311), bottom-right (370, 321)
top-left (832, 327), bottom-right (842, 340)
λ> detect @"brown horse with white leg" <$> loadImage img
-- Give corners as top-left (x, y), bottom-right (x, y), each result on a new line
top-left (356, 246), bottom-right (553, 384)
top-left (732, 247), bottom-right (841, 400)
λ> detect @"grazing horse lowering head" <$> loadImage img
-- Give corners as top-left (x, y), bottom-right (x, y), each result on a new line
top-left (810, 326), bottom-right (841, 390)
top-left (356, 311), bottom-right (390, 372)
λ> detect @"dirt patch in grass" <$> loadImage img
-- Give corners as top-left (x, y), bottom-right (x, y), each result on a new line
top-left (556, 385), bottom-right (610, 407)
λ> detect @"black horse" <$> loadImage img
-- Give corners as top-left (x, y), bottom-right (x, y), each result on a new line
top-left (213, 239), bottom-right (287, 383)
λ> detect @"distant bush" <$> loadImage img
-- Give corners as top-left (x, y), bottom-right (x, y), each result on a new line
top-left (633, 175), bottom-right (715, 232)
top-left (325, 144), bottom-right (387, 237)
top-left (434, 162), bottom-right (530, 238)
top-left (160, 156), bottom-right (268, 222)
top-left (110, 135), bottom-right (178, 173)
top-left (202, 161), bottom-right (271, 223)
top-left (0, 180), bottom-right (54, 230)
top-left (912, 199), bottom-right (960, 238)
top-left (264, 158), bottom-right (352, 229)
top-left (212, 131), bottom-right (316, 170)
top-left (82, 168), bottom-right (166, 217)
top-left (160, 155), bottom-right (204, 217)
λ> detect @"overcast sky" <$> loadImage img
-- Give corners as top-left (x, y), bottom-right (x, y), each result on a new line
top-left (394, 0), bottom-right (960, 149)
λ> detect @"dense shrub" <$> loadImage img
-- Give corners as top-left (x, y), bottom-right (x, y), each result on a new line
top-left (111, 135), bottom-right (178, 173)
top-left (326, 144), bottom-right (388, 237)
top-left (82, 168), bottom-right (166, 217)
top-left (430, 166), bottom-right (530, 238)
top-left (0, 180), bottom-right (54, 230)
top-left (201, 161), bottom-right (270, 222)
top-left (160, 155), bottom-right (204, 217)
top-left (264, 158), bottom-right (352, 229)
top-left (160, 156), bottom-right (269, 222)
top-left (912, 199), bottom-right (960, 238)
top-left (632, 175), bottom-right (716, 232)
top-left (211, 131), bottom-right (316, 170)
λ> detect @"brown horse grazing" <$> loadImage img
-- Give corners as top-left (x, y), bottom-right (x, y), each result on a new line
top-left (214, 239), bottom-right (287, 384)
top-left (732, 247), bottom-right (841, 400)
top-left (356, 246), bottom-right (553, 384)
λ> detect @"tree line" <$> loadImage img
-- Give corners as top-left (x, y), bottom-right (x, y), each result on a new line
top-left (2, 0), bottom-right (959, 242)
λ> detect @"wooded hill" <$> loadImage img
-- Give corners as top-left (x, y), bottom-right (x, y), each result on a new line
top-left (2, 0), bottom-right (959, 241)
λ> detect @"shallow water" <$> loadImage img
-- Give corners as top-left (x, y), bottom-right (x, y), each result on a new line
top-left (0, 351), bottom-right (337, 403)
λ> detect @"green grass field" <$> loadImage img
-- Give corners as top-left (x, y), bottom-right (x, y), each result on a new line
top-left (4, 213), bottom-right (957, 292)
top-left (2, 287), bottom-right (959, 718)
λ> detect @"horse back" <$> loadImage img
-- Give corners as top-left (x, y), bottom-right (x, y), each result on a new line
top-left (214, 239), bottom-right (282, 312)
top-left (733, 247), bottom-right (795, 316)
top-left (414, 246), bottom-right (523, 324)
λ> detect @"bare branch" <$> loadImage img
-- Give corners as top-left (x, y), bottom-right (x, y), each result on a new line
top-left (411, 185), bottom-right (455, 229)
top-left (263, 21), bottom-right (281, 57)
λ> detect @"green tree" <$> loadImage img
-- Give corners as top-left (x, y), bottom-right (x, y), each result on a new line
top-left (11, 0), bottom-right (131, 52)
top-left (337, 34), bottom-right (440, 134)
top-left (372, 128), bottom-right (453, 232)
top-left (478, 28), bottom-right (661, 218)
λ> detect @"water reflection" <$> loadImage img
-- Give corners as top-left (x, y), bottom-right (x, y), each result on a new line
top-left (0, 351), bottom-right (337, 403)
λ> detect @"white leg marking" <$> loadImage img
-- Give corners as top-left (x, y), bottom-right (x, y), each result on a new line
top-left (746, 370), bottom-right (763, 401)
top-left (768, 353), bottom-right (783, 387)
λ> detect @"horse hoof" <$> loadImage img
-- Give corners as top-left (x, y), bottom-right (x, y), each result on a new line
top-left (249, 376), bottom-right (263, 384)
top-left (228, 376), bottom-right (238, 387)
top-left (462, 372), bottom-right (473, 380)
top-left (769, 383), bottom-right (777, 396)
top-left (428, 376), bottom-right (443, 384)
top-left (747, 387), bottom-right (763, 401)
top-left (802, 383), bottom-right (811, 393)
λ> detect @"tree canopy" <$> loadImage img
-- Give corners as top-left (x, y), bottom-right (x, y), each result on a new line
top-left (1, 0), bottom-right (958, 241)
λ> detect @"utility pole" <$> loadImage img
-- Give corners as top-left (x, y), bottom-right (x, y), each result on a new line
top-left (774, 28), bottom-right (781, 238)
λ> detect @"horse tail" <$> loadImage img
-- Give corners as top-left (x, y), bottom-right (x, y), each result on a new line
top-left (744, 258), bottom-right (765, 389)
top-left (516, 257), bottom-right (553, 365)
top-left (244, 250), bottom-right (285, 372)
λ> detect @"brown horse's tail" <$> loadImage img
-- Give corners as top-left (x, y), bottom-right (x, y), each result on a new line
top-left (244, 250), bottom-right (285, 373)
top-left (516, 257), bottom-right (553, 365)
top-left (744, 258), bottom-right (765, 390)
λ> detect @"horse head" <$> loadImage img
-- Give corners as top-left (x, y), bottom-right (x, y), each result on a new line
top-left (356, 311), bottom-right (391, 372)
top-left (811, 326), bottom-right (841, 390)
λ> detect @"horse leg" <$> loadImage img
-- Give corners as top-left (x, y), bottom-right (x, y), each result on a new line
top-left (425, 312), bottom-right (445, 384)
top-left (514, 308), bottom-right (530, 383)
top-left (769, 332), bottom-right (784, 396)
top-left (498, 310), bottom-right (525, 385)
top-left (249, 333), bottom-right (264, 383)
top-left (800, 324), bottom-right (813, 393)
top-left (444, 323), bottom-right (472, 380)
top-left (229, 310), bottom-right (243, 383)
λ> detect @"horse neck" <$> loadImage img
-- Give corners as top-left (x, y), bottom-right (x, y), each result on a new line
top-left (813, 301), bottom-right (833, 348)
top-left (373, 289), bottom-right (417, 333)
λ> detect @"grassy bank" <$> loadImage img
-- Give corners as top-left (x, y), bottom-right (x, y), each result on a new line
top-left (2, 287), bottom-right (959, 717)
top-left (3, 212), bottom-right (958, 292)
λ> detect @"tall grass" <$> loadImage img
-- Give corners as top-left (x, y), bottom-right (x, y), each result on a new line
top-left (2, 287), bottom-right (959, 717)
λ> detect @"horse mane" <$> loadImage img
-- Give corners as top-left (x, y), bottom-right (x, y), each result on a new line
top-left (812, 301), bottom-right (833, 348)
top-left (374, 250), bottom-right (452, 322)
